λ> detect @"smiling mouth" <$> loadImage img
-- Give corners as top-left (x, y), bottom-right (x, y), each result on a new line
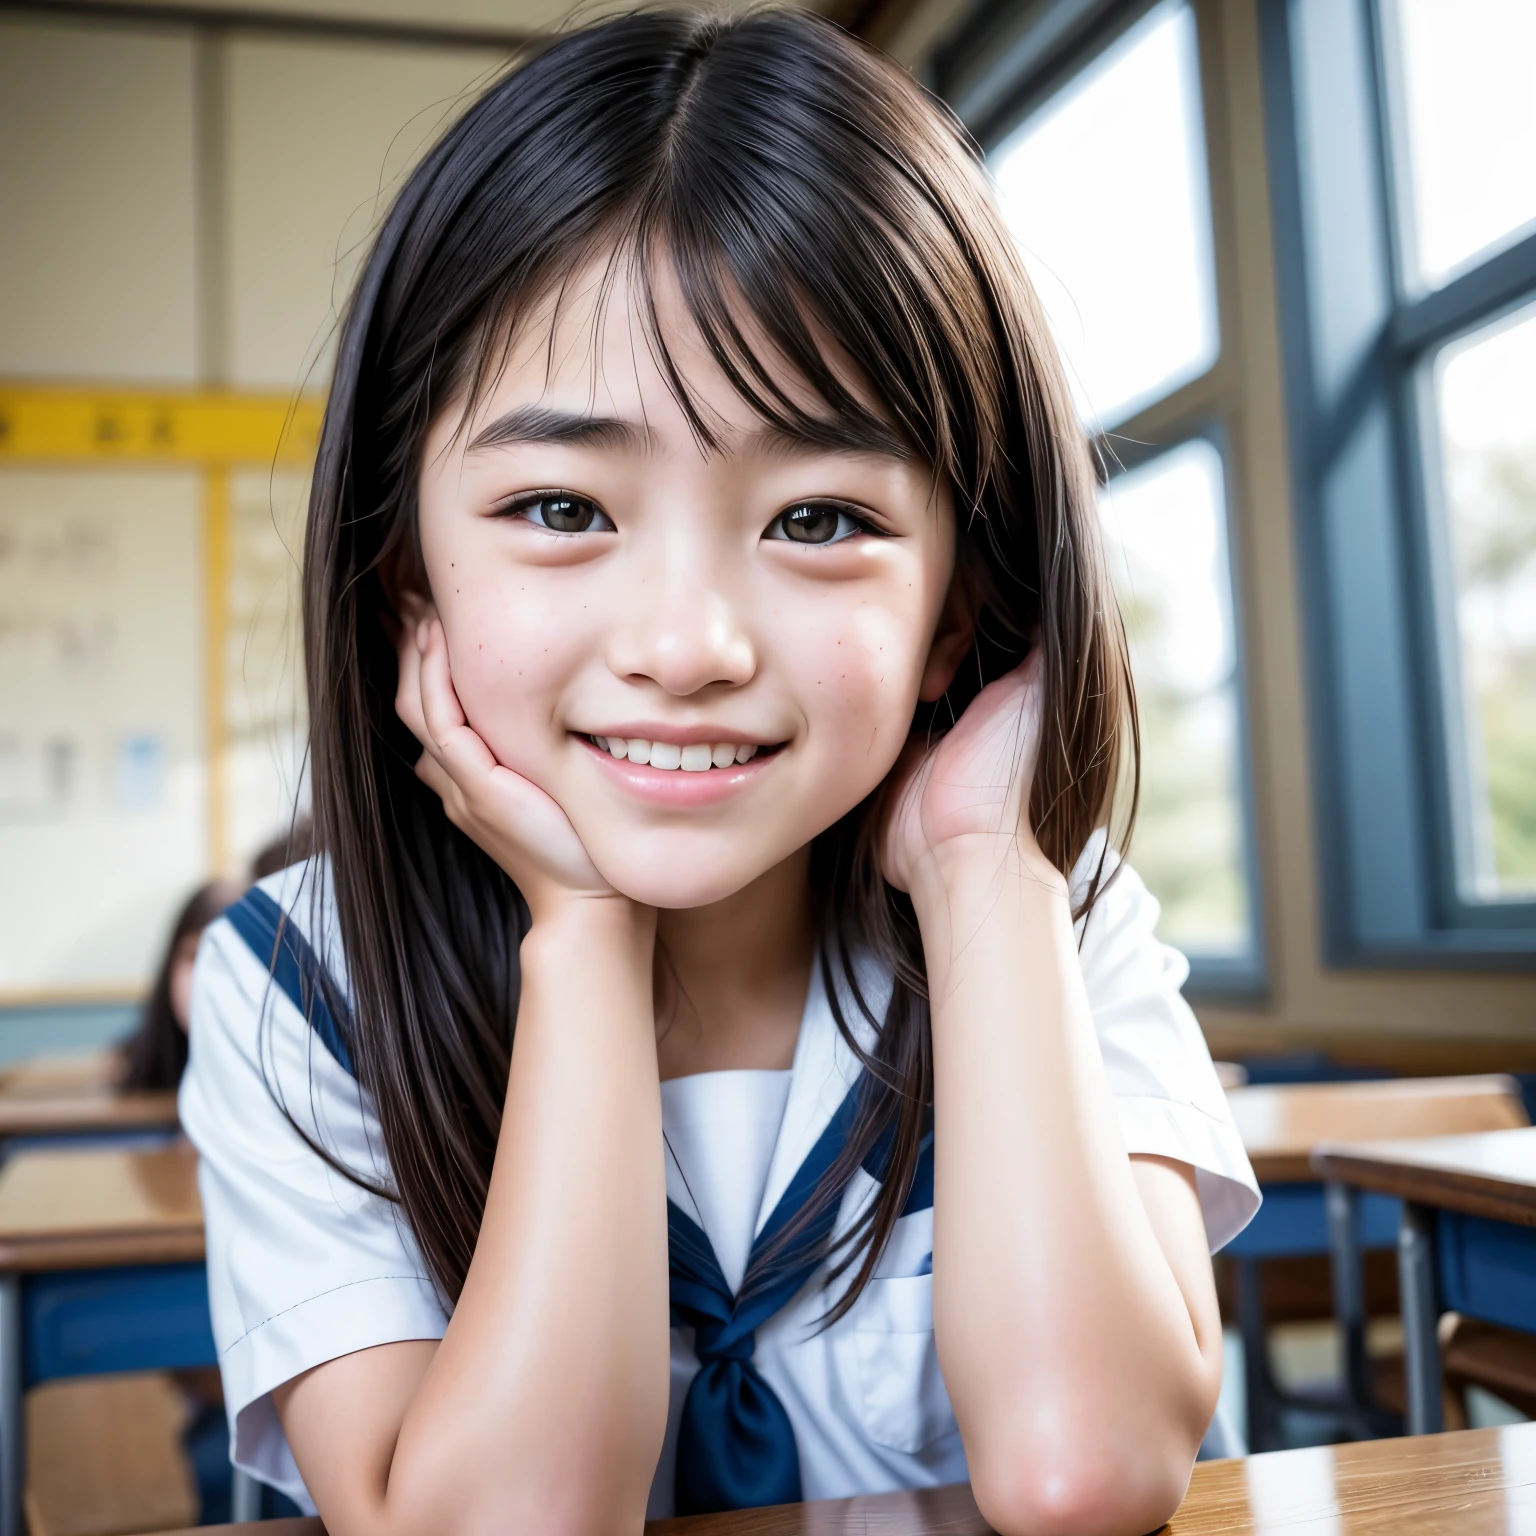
top-left (581, 734), bottom-right (784, 772)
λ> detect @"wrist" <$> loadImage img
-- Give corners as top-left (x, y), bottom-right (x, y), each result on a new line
top-left (520, 893), bottom-right (655, 971)
top-left (906, 831), bottom-right (1069, 914)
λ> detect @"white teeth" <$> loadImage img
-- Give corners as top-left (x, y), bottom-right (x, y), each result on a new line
top-left (595, 735), bottom-right (769, 769)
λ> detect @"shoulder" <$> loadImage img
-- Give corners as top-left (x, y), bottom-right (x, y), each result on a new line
top-left (181, 855), bottom-right (380, 1183)
top-left (1067, 831), bottom-right (1189, 1000)
top-left (1064, 832), bottom-right (1260, 1249)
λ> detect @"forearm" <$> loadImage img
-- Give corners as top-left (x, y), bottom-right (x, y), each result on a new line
top-left (386, 902), bottom-right (670, 1535)
top-left (916, 839), bottom-right (1216, 1534)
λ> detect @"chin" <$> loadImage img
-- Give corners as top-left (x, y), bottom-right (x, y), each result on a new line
top-left (584, 828), bottom-right (791, 910)
top-left (602, 860), bottom-right (766, 910)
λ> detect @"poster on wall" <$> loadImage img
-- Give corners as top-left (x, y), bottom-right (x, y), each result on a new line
top-left (0, 467), bottom-right (207, 999)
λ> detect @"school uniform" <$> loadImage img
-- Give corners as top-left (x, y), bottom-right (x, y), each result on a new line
top-left (180, 835), bottom-right (1259, 1518)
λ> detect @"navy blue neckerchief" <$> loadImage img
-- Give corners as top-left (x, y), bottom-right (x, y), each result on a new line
top-left (223, 889), bottom-right (934, 1516)
top-left (668, 1088), bottom-right (934, 1514)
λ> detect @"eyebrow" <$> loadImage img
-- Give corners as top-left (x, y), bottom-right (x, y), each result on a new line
top-left (754, 415), bottom-right (915, 463)
top-left (467, 405), bottom-right (650, 454)
top-left (466, 402), bottom-right (913, 463)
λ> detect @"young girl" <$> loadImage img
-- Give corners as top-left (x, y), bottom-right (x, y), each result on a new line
top-left (181, 11), bottom-right (1259, 1534)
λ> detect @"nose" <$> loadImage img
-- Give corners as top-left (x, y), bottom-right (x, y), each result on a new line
top-left (607, 545), bottom-right (757, 696)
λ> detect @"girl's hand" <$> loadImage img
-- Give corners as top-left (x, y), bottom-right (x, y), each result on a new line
top-left (880, 648), bottom-right (1060, 896)
top-left (395, 616), bottom-right (618, 922)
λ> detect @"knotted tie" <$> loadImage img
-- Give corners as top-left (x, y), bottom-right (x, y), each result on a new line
top-left (667, 1086), bottom-right (935, 1516)
top-left (667, 1084), bottom-right (862, 1514)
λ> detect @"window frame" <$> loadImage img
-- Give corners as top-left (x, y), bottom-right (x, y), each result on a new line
top-left (1259, 0), bottom-right (1536, 965)
top-left (936, 0), bottom-right (1269, 997)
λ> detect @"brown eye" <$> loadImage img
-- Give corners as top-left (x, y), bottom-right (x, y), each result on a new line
top-left (767, 502), bottom-right (866, 545)
top-left (515, 493), bottom-right (613, 533)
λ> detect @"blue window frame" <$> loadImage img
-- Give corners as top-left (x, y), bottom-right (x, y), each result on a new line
top-left (936, 0), bottom-right (1267, 996)
top-left (1260, 0), bottom-right (1536, 964)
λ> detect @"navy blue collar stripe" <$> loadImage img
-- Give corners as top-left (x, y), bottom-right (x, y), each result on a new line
top-left (223, 887), bottom-right (356, 1077)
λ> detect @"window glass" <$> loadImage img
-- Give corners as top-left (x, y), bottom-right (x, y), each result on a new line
top-left (992, 1), bottom-right (1218, 429)
top-left (1434, 304), bottom-right (1536, 899)
top-left (1099, 439), bottom-right (1251, 956)
top-left (1391, 0), bottom-right (1536, 289)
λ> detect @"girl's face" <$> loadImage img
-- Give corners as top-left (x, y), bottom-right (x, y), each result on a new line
top-left (414, 255), bottom-right (967, 908)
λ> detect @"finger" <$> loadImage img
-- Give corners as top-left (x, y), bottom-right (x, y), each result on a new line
top-left (394, 620), bottom-right (431, 748)
top-left (417, 620), bottom-right (500, 779)
top-left (414, 748), bottom-right (468, 824)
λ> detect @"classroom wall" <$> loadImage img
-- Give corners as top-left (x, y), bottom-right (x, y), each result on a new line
top-left (1, 0), bottom-right (1532, 1057)
top-left (0, 11), bottom-right (505, 1006)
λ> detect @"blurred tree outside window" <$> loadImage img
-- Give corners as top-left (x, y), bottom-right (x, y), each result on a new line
top-left (1386, 0), bottom-right (1536, 910)
top-left (1433, 308), bottom-right (1536, 900)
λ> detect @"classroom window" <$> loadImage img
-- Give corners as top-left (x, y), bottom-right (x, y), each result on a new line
top-left (1099, 440), bottom-right (1251, 955)
top-left (990, 2), bottom-right (1218, 428)
top-left (1429, 305), bottom-right (1536, 901)
top-left (1388, 0), bottom-right (1536, 292)
top-left (946, 0), bottom-right (1261, 986)
top-left (1261, 0), bottom-right (1536, 959)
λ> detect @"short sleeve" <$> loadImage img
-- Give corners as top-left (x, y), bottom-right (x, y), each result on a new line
top-left (1070, 835), bottom-right (1260, 1252)
top-left (179, 862), bottom-right (448, 1509)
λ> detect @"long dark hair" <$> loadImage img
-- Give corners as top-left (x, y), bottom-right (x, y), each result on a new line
top-left (301, 7), bottom-right (1137, 1311)
top-left (122, 881), bottom-right (240, 1092)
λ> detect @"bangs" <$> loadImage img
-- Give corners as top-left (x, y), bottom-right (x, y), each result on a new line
top-left (444, 207), bottom-right (943, 485)
top-left (435, 14), bottom-right (1006, 515)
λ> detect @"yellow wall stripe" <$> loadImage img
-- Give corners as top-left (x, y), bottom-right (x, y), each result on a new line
top-left (0, 384), bottom-right (323, 466)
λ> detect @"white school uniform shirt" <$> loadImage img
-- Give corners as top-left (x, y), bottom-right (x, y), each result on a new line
top-left (180, 837), bottom-right (1259, 1516)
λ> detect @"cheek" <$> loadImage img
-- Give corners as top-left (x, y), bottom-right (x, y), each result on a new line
top-left (431, 561), bottom-right (587, 765)
top-left (779, 586), bottom-right (933, 770)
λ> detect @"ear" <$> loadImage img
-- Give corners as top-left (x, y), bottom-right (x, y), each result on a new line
top-left (382, 574), bottom-right (437, 645)
top-left (395, 588), bottom-right (437, 627)
top-left (918, 568), bottom-right (978, 703)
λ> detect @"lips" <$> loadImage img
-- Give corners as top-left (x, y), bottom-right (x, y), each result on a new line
top-left (586, 735), bottom-right (761, 771)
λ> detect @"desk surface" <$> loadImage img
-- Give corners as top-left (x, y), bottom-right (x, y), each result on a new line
top-left (0, 1142), bottom-right (204, 1272)
top-left (163, 1423), bottom-right (1536, 1534)
top-left (0, 1053), bottom-right (119, 1097)
top-left (1312, 1126), bottom-right (1536, 1226)
top-left (0, 1088), bottom-right (179, 1139)
top-left (1227, 1075), bottom-right (1527, 1183)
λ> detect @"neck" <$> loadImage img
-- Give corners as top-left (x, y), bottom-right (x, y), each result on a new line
top-left (654, 846), bottom-right (816, 1080)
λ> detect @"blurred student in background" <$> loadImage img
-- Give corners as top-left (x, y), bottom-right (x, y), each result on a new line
top-left (119, 881), bottom-right (243, 1092)
top-left (251, 815), bottom-right (314, 882)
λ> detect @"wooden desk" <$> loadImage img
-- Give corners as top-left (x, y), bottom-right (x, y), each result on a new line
top-left (0, 1144), bottom-right (210, 1536)
top-left (1221, 1075), bottom-right (1526, 1449)
top-left (0, 1089), bottom-right (179, 1151)
top-left (0, 1054), bottom-right (118, 1097)
top-left (1228, 1076), bottom-right (1526, 1185)
top-left (1314, 1127), bottom-right (1536, 1438)
top-left (159, 1421), bottom-right (1536, 1535)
